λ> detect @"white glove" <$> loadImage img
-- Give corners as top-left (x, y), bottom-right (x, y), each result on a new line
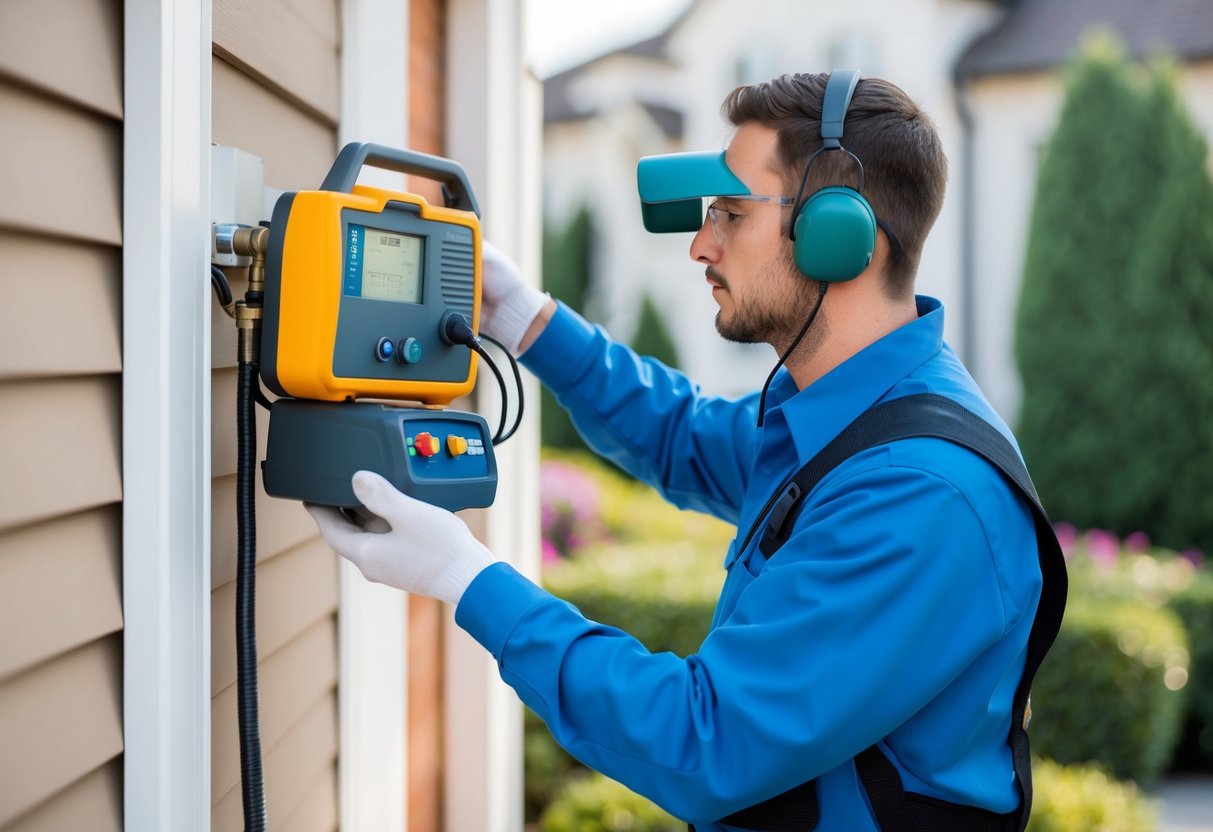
top-left (480, 240), bottom-right (550, 354)
top-left (306, 471), bottom-right (494, 605)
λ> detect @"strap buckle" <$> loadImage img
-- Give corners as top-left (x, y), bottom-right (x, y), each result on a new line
top-left (759, 482), bottom-right (802, 555)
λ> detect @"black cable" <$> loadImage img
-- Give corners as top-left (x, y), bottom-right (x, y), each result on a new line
top-left (480, 334), bottom-right (524, 443)
top-left (443, 313), bottom-right (523, 445)
top-left (255, 376), bottom-right (273, 412)
top-left (236, 359), bottom-right (267, 832)
top-left (472, 341), bottom-right (509, 443)
top-left (211, 264), bottom-right (233, 307)
top-left (756, 281), bottom-right (829, 428)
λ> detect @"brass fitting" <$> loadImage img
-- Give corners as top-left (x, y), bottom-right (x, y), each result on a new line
top-left (235, 301), bottom-right (263, 365)
top-left (233, 226), bottom-right (271, 295)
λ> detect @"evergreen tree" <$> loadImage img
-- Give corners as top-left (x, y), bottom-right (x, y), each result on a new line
top-left (540, 205), bottom-right (595, 450)
top-left (629, 292), bottom-right (681, 370)
top-left (1015, 36), bottom-right (1213, 552)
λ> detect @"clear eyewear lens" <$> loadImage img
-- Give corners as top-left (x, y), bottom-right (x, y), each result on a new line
top-left (703, 195), bottom-right (794, 246)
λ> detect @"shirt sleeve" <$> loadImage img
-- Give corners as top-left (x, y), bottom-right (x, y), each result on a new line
top-left (520, 302), bottom-right (758, 523)
top-left (456, 460), bottom-right (1021, 825)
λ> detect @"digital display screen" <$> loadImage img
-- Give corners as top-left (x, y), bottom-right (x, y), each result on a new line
top-left (344, 224), bottom-right (423, 304)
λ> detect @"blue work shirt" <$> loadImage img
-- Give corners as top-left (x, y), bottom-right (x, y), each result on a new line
top-left (455, 296), bottom-right (1042, 830)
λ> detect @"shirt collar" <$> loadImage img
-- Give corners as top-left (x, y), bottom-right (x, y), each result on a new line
top-left (764, 295), bottom-right (946, 462)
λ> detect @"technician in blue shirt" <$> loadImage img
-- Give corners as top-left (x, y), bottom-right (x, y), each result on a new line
top-left (308, 71), bottom-right (1044, 830)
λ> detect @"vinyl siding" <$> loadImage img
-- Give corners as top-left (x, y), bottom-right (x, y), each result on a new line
top-left (209, 1), bottom-right (341, 829)
top-left (0, 0), bottom-right (124, 826)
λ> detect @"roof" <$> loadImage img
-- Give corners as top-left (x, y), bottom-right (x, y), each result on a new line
top-left (959, 0), bottom-right (1213, 77)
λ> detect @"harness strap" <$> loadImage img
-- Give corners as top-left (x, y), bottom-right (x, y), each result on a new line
top-left (706, 394), bottom-right (1067, 831)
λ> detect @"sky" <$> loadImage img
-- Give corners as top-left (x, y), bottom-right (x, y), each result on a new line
top-left (525, 0), bottom-right (693, 78)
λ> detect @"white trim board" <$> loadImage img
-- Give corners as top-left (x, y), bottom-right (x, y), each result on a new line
top-left (122, 0), bottom-right (213, 829)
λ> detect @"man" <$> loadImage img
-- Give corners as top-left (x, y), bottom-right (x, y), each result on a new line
top-left (308, 72), bottom-right (1053, 830)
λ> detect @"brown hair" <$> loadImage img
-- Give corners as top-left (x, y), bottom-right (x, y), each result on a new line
top-left (723, 73), bottom-right (948, 298)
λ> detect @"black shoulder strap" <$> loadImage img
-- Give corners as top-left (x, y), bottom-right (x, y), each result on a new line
top-left (720, 393), bottom-right (1067, 832)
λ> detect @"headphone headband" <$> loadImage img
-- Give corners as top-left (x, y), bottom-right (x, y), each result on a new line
top-left (820, 69), bottom-right (861, 149)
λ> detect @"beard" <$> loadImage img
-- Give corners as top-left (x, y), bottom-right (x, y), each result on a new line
top-left (712, 255), bottom-right (826, 353)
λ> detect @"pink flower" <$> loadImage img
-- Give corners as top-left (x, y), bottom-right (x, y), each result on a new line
top-left (1054, 522), bottom-right (1079, 556)
top-left (1124, 531), bottom-right (1151, 553)
top-left (541, 538), bottom-right (561, 565)
top-left (1085, 528), bottom-right (1120, 568)
top-left (1179, 548), bottom-right (1205, 569)
top-left (539, 459), bottom-right (603, 558)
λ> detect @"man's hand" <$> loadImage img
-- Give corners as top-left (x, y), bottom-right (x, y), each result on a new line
top-left (306, 471), bottom-right (494, 605)
top-left (479, 240), bottom-right (553, 354)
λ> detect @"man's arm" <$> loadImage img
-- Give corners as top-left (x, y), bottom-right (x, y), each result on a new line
top-left (520, 301), bottom-right (760, 522)
top-left (481, 243), bottom-right (757, 520)
top-left (456, 452), bottom-right (1039, 824)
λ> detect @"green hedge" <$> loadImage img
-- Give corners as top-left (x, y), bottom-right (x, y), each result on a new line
top-left (535, 760), bottom-right (1157, 832)
top-left (1060, 542), bottom-right (1212, 770)
top-left (1029, 595), bottom-right (1189, 784)
top-left (1027, 758), bottom-right (1156, 832)
top-left (539, 773), bottom-right (682, 832)
top-left (1170, 571), bottom-right (1213, 764)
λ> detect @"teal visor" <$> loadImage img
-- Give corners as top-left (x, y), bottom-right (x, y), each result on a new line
top-left (637, 150), bottom-right (751, 233)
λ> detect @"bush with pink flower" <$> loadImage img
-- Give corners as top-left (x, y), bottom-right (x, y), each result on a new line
top-left (1051, 522), bottom-right (1213, 771)
top-left (539, 457), bottom-right (607, 562)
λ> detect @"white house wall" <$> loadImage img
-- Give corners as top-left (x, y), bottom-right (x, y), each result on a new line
top-left (966, 72), bottom-right (1064, 423)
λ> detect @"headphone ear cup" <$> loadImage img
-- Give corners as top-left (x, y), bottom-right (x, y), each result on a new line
top-left (792, 187), bottom-right (877, 281)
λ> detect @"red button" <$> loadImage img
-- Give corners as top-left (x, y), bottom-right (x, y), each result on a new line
top-left (414, 432), bottom-right (439, 457)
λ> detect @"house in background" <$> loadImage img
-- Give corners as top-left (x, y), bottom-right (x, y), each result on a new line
top-left (541, 0), bottom-right (1213, 422)
top-left (0, 1), bottom-right (540, 830)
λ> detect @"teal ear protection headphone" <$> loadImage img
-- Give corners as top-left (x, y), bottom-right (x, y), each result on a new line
top-left (788, 69), bottom-right (877, 282)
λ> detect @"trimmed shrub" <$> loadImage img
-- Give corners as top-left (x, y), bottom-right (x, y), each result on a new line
top-left (1028, 758), bottom-right (1156, 832)
top-left (1015, 34), bottom-right (1213, 554)
top-left (1029, 595), bottom-right (1189, 784)
top-left (539, 773), bottom-right (682, 832)
top-left (526, 708), bottom-right (582, 822)
top-left (1169, 571), bottom-right (1213, 765)
top-left (629, 292), bottom-right (681, 370)
top-left (1057, 532), bottom-right (1212, 770)
top-left (542, 205), bottom-right (596, 452)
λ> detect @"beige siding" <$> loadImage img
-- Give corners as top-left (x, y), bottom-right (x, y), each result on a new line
top-left (0, 0), bottom-right (122, 120)
top-left (210, 1), bottom-right (340, 828)
top-left (0, 638), bottom-right (124, 825)
top-left (3, 762), bottom-right (122, 832)
top-left (0, 0), bottom-right (124, 826)
top-left (0, 507), bottom-right (122, 680)
top-left (0, 234), bottom-right (122, 380)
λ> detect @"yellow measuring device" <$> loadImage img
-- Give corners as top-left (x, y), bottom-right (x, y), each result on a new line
top-left (261, 143), bottom-right (482, 406)
top-left (259, 144), bottom-right (498, 511)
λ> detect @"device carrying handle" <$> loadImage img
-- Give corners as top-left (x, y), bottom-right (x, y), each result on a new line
top-left (320, 143), bottom-right (481, 216)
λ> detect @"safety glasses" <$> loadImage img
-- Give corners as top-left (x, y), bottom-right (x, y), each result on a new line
top-left (704, 194), bottom-right (794, 246)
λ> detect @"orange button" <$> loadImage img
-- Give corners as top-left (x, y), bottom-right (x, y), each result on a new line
top-left (447, 435), bottom-right (469, 456)
top-left (414, 432), bottom-right (440, 457)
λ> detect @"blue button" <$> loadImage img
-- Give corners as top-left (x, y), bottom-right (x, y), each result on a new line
top-left (375, 337), bottom-right (394, 362)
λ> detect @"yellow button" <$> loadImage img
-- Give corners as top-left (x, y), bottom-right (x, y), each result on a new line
top-left (447, 435), bottom-right (469, 456)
